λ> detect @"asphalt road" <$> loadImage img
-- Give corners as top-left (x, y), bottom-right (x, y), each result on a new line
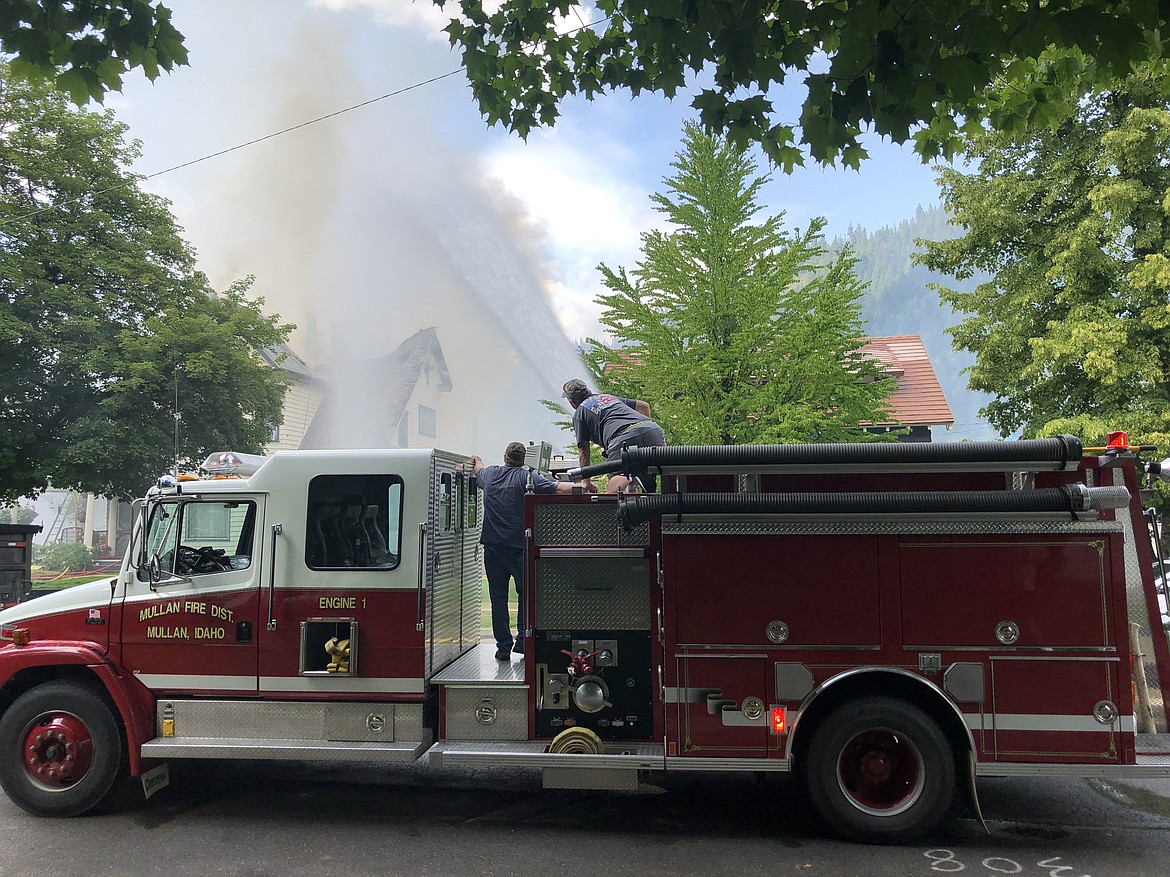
top-left (0, 759), bottom-right (1167, 877)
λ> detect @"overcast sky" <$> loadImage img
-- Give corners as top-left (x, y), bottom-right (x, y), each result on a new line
top-left (110, 0), bottom-right (943, 355)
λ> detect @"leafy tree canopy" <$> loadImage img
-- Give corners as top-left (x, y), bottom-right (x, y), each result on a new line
top-left (0, 504), bottom-right (37, 524)
top-left (582, 121), bottom-right (895, 445)
top-left (0, 1), bottom-right (186, 104)
top-left (435, 0), bottom-right (1170, 171)
top-left (0, 63), bottom-right (291, 501)
top-left (918, 71), bottom-right (1170, 449)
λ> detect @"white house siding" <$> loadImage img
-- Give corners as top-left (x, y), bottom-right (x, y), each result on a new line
top-left (267, 379), bottom-right (324, 453)
top-left (403, 360), bottom-right (449, 450)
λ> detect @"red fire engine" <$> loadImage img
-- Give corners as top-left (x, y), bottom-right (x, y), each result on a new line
top-left (1, 434), bottom-right (1169, 843)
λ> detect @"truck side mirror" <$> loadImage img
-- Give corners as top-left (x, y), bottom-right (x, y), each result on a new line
top-left (146, 553), bottom-right (162, 591)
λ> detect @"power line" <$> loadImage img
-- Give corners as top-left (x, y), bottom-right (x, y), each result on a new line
top-left (0, 69), bottom-right (463, 230)
top-left (142, 69), bottom-right (464, 181)
top-left (1, 14), bottom-right (617, 231)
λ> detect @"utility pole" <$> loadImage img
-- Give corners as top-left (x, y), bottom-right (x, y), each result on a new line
top-left (173, 362), bottom-right (183, 473)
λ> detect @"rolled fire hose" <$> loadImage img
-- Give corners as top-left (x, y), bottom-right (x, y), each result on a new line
top-left (548, 726), bottom-right (605, 755)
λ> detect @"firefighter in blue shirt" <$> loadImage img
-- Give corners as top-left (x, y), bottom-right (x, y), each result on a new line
top-left (471, 442), bottom-right (589, 660)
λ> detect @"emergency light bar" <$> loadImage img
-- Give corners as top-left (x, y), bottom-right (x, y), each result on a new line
top-left (201, 451), bottom-right (267, 478)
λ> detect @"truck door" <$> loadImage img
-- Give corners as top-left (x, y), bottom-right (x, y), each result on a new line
top-left (119, 496), bottom-right (263, 694)
top-left (258, 469), bottom-right (422, 698)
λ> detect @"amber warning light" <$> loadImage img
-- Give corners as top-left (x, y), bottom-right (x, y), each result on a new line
top-left (0, 625), bottom-right (31, 647)
top-left (771, 706), bottom-right (787, 734)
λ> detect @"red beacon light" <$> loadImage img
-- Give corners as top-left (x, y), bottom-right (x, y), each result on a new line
top-left (201, 451), bottom-right (267, 478)
top-left (771, 706), bottom-right (787, 734)
top-left (1106, 431), bottom-right (1129, 450)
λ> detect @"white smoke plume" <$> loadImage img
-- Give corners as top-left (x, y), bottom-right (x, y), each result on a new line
top-left (129, 3), bottom-right (588, 457)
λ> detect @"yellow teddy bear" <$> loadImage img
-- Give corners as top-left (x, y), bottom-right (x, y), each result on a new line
top-left (324, 637), bottom-right (351, 673)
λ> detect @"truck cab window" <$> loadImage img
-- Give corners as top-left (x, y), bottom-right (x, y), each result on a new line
top-left (142, 500), bottom-right (257, 579)
top-left (306, 475), bottom-right (403, 570)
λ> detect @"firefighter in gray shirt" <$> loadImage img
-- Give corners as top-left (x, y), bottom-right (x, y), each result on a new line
top-left (562, 378), bottom-right (666, 493)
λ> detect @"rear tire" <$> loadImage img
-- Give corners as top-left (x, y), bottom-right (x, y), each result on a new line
top-left (0, 682), bottom-right (124, 817)
top-left (804, 695), bottom-right (954, 844)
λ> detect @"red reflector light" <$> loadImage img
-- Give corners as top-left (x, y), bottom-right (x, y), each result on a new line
top-left (1106, 431), bottom-right (1128, 449)
top-left (771, 706), bottom-right (787, 734)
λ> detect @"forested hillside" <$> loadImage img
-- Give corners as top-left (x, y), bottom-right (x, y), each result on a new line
top-left (839, 205), bottom-right (996, 441)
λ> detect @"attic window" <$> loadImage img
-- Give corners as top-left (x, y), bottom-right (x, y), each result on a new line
top-left (419, 405), bottom-right (437, 439)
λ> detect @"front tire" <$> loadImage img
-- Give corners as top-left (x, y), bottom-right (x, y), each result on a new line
top-left (804, 696), bottom-right (955, 844)
top-left (0, 682), bottom-right (124, 817)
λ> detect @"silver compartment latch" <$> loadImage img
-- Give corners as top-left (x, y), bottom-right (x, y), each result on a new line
top-left (995, 620), bottom-right (1020, 645)
top-left (766, 620), bottom-right (789, 644)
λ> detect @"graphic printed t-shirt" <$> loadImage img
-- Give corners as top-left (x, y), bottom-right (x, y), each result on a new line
top-left (571, 395), bottom-right (644, 452)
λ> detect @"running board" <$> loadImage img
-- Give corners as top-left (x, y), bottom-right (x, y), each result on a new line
top-left (975, 756), bottom-right (1170, 778)
top-left (1136, 732), bottom-right (1170, 755)
top-left (142, 735), bottom-right (431, 763)
top-left (143, 698), bottom-right (431, 763)
top-left (429, 740), bottom-right (664, 770)
top-left (975, 734), bottom-right (1170, 776)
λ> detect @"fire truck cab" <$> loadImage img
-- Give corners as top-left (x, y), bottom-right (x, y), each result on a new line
top-left (1, 436), bottom-right (1169, 844)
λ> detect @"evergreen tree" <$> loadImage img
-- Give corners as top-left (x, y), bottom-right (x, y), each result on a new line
top-left (586, 122), bottom-right (893, 445)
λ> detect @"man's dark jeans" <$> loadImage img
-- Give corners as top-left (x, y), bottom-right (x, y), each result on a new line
top-left (483, 543), bottom-right (524, 651)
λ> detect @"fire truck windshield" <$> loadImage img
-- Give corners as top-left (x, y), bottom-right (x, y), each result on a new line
top-left (141, 499), bottom-right (257, 581)
top-left (144, 502), bottom-right (178, 565)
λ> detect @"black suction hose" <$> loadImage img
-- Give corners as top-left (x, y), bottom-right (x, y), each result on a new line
top-left (570, 435), bottom-right (1083, 480)
top-left (618, 483), bottom-right (1128, 528)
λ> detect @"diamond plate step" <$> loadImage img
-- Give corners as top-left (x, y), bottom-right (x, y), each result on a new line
top-left (141, 735), bottom-right (431, 762)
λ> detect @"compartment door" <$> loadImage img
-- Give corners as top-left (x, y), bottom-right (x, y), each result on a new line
top-left (990, 657), bottom-right (1122, 762)
top-left (677, 655), bottom-right (769, 758)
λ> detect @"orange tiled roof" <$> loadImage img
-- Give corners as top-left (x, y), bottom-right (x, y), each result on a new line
top-left (860, 335), bottom-right (953, 429)
top-left (603, 335), bottom-right (953, 430)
